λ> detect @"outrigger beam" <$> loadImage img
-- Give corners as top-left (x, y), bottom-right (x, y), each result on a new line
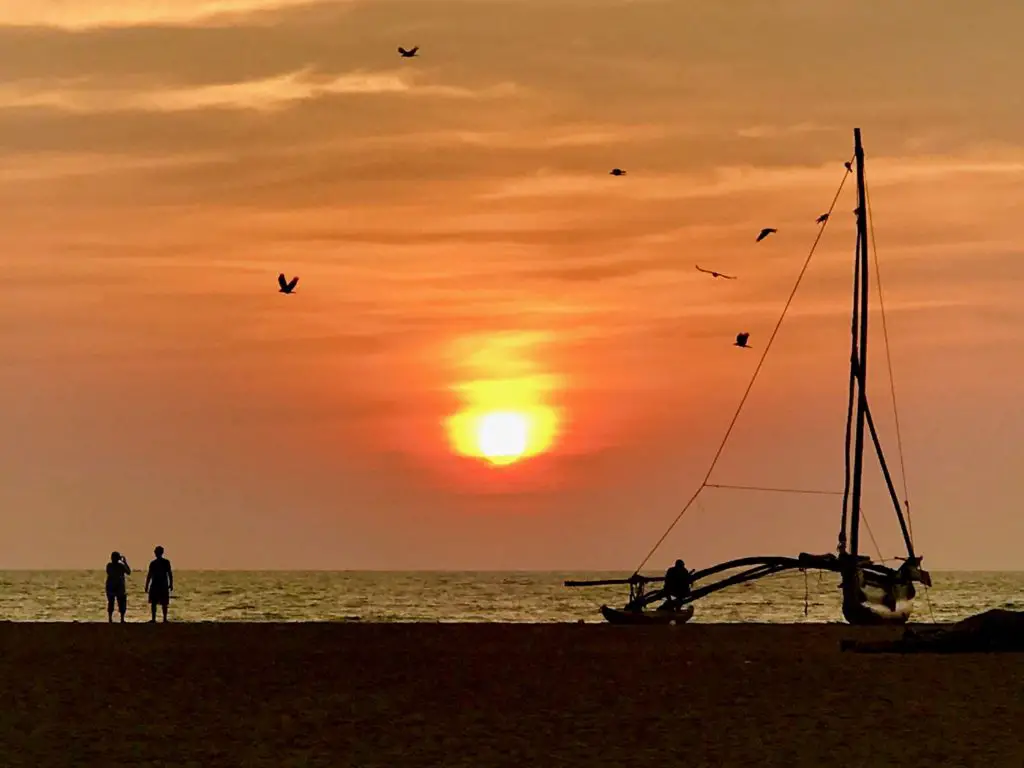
top-left (566, 551), bottom-right (923, 610)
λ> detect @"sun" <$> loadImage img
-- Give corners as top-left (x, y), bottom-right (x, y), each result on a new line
top-left (443, 334), bottom-right (561, 466)
top-left (476, 411), bottom-right (530, 465)
top-left (445, 399), bottom-right (559, 466)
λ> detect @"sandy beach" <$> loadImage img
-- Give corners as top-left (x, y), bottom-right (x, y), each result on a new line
top-left (1, 623), bottom-right (1021, 767)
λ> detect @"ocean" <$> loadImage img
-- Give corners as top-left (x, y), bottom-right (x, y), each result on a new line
top-left (0, 570), bottom-right (1021, 623)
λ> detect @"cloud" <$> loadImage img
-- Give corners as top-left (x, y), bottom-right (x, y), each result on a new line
top-left (0, 0), bottom-right (347, 29)
top-left (479, 155), bottom-right (1024, 202)
top-left (0, 151), bottom-right (223, 182)
top-left (0, 68), bottom-right (518, 114)
top-left (735, 122), bottom-right (835, 140)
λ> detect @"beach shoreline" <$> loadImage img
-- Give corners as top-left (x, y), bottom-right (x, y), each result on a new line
top-left (2, 623), bottom-right (1022, 766)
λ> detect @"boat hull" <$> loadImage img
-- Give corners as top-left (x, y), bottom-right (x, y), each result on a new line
top-left (600, 604), bottom-right (695, 625)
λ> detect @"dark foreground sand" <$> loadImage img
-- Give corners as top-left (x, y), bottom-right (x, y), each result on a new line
top-left (1, 623), bottom-right (1022, 767)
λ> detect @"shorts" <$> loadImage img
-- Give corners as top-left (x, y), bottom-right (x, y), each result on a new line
top-left (149, 588), bottom-right (170, 606)
top-left (106, 590), bottom-right (127, 613)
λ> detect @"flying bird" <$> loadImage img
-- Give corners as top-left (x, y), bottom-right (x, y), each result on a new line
top-left (609, 168), bottom-right (627, 176)
top-left (734, 332), bottom-right (751, 348)
top-left (398, 46), bottom-right (419, 58)
top-left (278, 274), bottom-right (299, 294)
top-left (696, 264), bottom-right (736, 280)
top-left (756, 227), bottom-right (777, 242)
top-left (816, 213), bottom-right (829, 224)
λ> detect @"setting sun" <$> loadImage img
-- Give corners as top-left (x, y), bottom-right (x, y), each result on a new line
top-left (475, 411), bottom-right (530, 465)
top-left (447, 401), bottom-right (559, 466)
top-left (445, 333), bottom-right (562, 467)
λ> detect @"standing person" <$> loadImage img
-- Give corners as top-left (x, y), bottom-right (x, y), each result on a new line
top-left (105, 551), bottom-right (131, 623)
top-left (145, 546), bottom-right (174, 623)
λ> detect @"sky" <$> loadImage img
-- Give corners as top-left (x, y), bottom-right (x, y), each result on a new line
top-left (1, 0), bottom-right (1022, 570)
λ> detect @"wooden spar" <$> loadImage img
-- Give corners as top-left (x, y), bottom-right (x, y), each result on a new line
top-left (849, 127), bottom-right (870, 558)
top-left (563, 577), bottom-right (662, 587)
top-left (863, 396), bottom-right (916, 558)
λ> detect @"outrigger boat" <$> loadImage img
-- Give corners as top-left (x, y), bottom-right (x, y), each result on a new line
top-left (567, 129), bottom-right (931, 625)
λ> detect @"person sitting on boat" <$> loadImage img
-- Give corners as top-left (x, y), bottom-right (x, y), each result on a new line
top-left (662, 559), bottom-right (692, 610)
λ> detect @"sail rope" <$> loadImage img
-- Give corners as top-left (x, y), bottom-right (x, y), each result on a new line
top-left (864, 173), bottom-right (914, 545)
top-left (858, 507), bottom-right (886, 565)
top-left (633, 160), bottom-right (854, 574)
top-left (705, 483), bottom-right (842, 496)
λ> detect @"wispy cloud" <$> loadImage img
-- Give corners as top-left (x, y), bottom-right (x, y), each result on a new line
top-left (735, 122), bottom-right (835, 140)
top-left (480, 156), bottom-right (1024, 202)
top-left (0, 151), bottom-right (224, 182)
top-left (0, 69), bottom-right (519, 114)
top-left (0, 0), bottom-right (346, 29)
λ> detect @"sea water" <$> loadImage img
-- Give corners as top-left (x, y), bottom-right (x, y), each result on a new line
top-left (0, 570), bottom-right (1020, 623)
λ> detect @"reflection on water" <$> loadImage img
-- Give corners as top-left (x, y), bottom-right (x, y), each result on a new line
top-left (0, 570), bottom-right (1019, 623)
top-left (445, 332), bottom-right (563, 465)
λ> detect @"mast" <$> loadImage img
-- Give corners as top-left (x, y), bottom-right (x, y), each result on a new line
top-left (848, 128), bottom-right (870, 558)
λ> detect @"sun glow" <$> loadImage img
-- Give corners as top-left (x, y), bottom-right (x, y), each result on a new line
top-left (445, 333), bottom-right (562, 467)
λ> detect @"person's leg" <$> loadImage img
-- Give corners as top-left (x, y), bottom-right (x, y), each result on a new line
top-left (106, 593), bottom-right (114, 623)
top-left (118, 594), bottom-right (127, 623)
top-left (150, 600), bottom-right (157, 622)
top-left (161, 600), bottom-right (169, 622)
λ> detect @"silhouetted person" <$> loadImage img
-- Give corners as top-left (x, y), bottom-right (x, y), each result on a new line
top-left (145, 546), bottom-right (173, 623)
top-left (663, 559), bottom-right (692, 609)
top-left (105, 551), bottom-right (131, 623)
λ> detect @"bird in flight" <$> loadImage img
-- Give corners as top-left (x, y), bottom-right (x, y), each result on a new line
top-left (609, 168), bottom-right (627, 176)
top-left (734, 332), bottom-right (751, 348)
top-left (278, 274), bottom-right (299, 294)
top-left (816, 213), bottom-right (829, 224)
top-left (756, 227), bottom-right (777, 242)
top-left (696, 264), bottom-right (736, 280)
top-left (398, 46), bottom-right (419, 58)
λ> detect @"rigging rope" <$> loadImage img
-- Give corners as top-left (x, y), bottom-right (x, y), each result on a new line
top-left (858, 507), bottom-right (886, 565)
top-left (705, 483), bottom-right (842, 496)
top-left (923, 583), bottom-right (936, 622)
top-left (633, 161), bottom-right (854, 574)
top-left (864, 174), bottom-right (914, 544)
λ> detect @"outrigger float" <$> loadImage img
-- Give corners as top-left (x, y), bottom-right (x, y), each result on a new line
top-left (567, 129), bottom-right (931, 626)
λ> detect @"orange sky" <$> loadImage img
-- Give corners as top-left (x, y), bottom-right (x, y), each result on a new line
top-left (0, 0), bottom-right (1022, 570)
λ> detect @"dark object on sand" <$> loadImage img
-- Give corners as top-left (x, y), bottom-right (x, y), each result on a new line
top-left (600, 604), bottom-right (694, 625)
top-left (842, 609), bottom-right (1024, 653)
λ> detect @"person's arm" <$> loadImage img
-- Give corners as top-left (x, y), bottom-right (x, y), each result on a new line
top-left (145, 566), bottom-right (151, 593)
top-left (122, 559), bottom-right (132, 576)
top-left (167, 561), bottom-right (173, 592)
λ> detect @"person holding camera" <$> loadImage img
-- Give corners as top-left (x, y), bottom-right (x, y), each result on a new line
top-left (105, 551), bottom-right (132, 623)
